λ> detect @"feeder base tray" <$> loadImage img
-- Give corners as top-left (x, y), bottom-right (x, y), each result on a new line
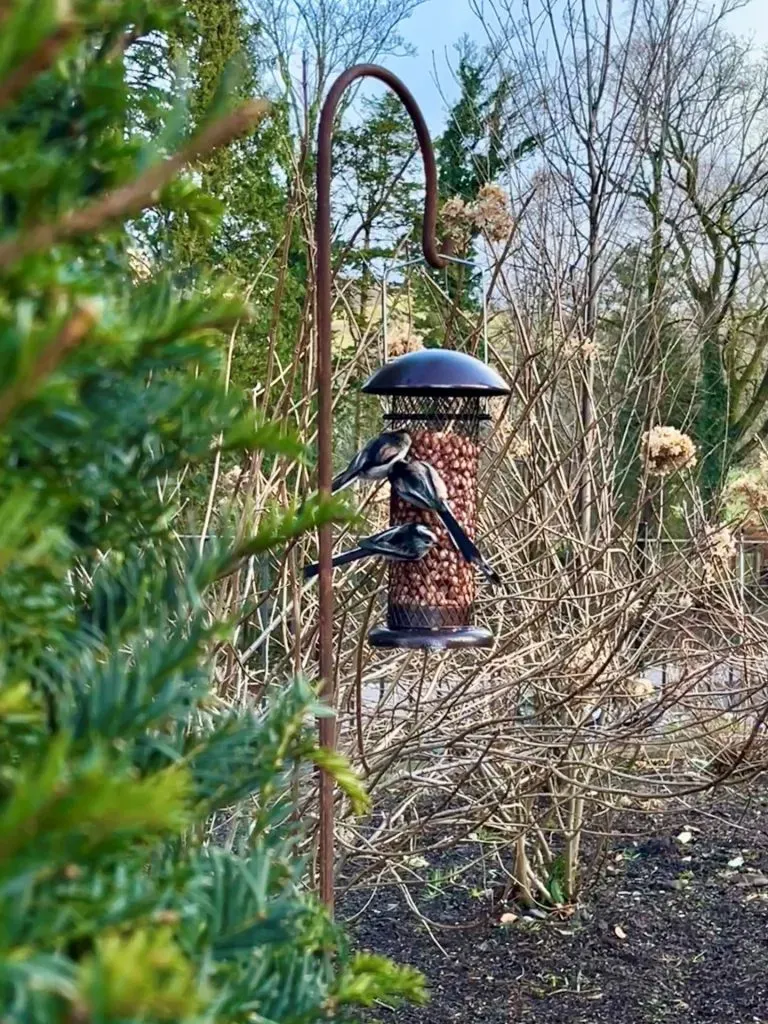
top-left (368, 625), bottom-right (493, 650)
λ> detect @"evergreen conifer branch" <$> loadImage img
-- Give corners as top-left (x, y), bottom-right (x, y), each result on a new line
top-left (0, 100), bottom-right (271, 270)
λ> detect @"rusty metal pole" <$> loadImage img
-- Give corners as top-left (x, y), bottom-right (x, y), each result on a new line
top-left (315, 65), bottom-right (446, 911)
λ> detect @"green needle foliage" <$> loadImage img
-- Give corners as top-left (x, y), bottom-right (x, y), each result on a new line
top-left (0, 2), bottom-right (425, 1021)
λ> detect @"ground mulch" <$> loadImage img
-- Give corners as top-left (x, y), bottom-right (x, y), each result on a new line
top-left (340, 795), bottom-right (768, 1023)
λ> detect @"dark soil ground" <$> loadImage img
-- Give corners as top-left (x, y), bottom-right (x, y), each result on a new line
top-left (340, 795), bottom-right (768, 1023)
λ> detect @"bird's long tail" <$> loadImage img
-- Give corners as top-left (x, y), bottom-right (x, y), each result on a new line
top-left (303, 546), bottom-right (368, 581)
top-left (437, 507), bottom-right (501, 586)
top-left (331, 467), bottom-right (358, 493)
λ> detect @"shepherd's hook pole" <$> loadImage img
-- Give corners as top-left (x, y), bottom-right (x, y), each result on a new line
top-left (315, 64), bottom-right (446, 912)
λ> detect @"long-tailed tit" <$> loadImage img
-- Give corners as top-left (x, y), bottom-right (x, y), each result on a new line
top-left (303, 522), bottom-right (436, 581)
top-left (331, 431), bottom-right (411, 493)
top-left (388, 460), bottom-right (501, 586)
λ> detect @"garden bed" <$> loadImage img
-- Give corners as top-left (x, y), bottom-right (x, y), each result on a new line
top-left (341, 793), bottom-right (768, 1023)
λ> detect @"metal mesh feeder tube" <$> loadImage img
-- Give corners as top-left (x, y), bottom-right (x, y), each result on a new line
top-left (362, 349), bottom-right (510, 650)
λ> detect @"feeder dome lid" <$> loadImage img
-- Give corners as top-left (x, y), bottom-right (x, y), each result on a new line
top-left (362, 348), bottom-right (510, 397)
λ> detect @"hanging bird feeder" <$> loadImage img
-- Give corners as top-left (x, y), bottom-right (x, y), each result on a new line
top-left (362, 347), bottom-right (510, 649)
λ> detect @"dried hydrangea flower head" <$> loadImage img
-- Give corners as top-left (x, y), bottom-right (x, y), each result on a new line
top-left (698, 523), bottom-right (737, 582)
top-left (642, 425), bottom-right (697, 476)
top-left (727, 454), bottom-right (768, 521)
top-left (507, 434), bottom-right (532, 459)
top-left (729, 475), bottom-right (768, 514)
top-left (471, 183), bottom-right (515, 242)
top-left (441, 184), bottom-right (515, 249)
top-left (580, 339), bottom-right (598, 360)
top-left (626, 676), bottom-right (655, 700)
top-left (441, 196), bottom-right (474, 249)
top-left (387, 321), bottom-right (424, 358)
top-left (559, 335), bottom-right (598, 361)
top-left (567, 637), bottom-right (599, 675)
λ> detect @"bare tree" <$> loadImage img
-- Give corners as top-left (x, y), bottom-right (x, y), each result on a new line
top-left (627, 0), bottom-right (768, 497)
top-left (476, 0), bottom-right (657, 548)
top-left (246, 0), bottom-right (426, 135)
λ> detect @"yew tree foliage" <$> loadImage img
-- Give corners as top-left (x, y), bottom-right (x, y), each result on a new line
top-left (0, 2), bottom-right (424, 1021)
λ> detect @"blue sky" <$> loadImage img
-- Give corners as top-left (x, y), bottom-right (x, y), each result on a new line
top-left (388, 0), bottom-right (484, 130)
top-left (383, 0), bottom-right (768, 132)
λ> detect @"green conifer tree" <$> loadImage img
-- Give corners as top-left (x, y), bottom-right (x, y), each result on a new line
top-left (0, 2), bottom-right (424, 1020)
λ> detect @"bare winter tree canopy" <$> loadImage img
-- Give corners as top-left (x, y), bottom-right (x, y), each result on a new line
top-left (247, 0), bottom-right (427, 129)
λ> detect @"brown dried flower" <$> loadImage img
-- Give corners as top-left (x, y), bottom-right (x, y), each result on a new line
top-left (728, 475), bottom-right (768, 513)
top-left (442, 196), bottom-right (474, 249)
top-left (626, 676), bottom-right (655, 700)
top-left (387, 321), bottom-right (424, 358)
top-left (698, 523), bottom-right (736, 582)
top-left (508, 435), bottom-right (532, 459)
top-left (642, 426), bottom-right (697, 476)
top-left (580, 339), bottom-right (598, 359)
top-left (471, 183), bottom-right (515, 242)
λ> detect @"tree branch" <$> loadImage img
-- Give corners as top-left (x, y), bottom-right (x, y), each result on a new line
top-left (0, 21), bottom-right (77, 110)
top-left (0, 302), bottom-right (98, 425)
top-left (0, 100), bottom-right (271, 271)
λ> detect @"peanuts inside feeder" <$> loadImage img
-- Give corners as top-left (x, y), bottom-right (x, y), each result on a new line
top-left (362, 349), bottom-right (510, 650)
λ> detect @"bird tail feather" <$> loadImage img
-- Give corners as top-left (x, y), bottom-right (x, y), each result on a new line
top-left (438, 507), bottom-right (501, 586)
top-left (303, 547), bottom-right (366, 581)
top-left (331, 467), bottom-right (357, 493)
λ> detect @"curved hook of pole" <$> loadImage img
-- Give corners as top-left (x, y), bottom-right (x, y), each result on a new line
top-left (314, 65), bottom-right (444, 911)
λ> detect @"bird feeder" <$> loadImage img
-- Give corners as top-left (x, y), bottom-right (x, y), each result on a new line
top-left (362, 348), bottom-right (510, 649)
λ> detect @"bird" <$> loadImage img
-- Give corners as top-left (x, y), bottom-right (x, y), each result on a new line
top-left (331, 431), bottom-right (412, 493)
top-left (388, 459), bottom-right (501, 586)
top-left (303, 523), bottom-right (437, 581)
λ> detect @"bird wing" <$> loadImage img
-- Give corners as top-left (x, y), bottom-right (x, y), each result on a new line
top-left (359, 526), bottom-right (418, 560)
top-left (348, 442), bottom-right (372, 475)
top-left (332, 441), bottom-right (371, 491)
top-left (377, 442), bottom-right (401, 464)
top-left (425, 462), bottom-right (449, 504)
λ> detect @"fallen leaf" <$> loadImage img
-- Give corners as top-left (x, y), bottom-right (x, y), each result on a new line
top-left (403, 855), bottom-right (429, 869)
top-left (728, 855), bottom-right (745, 869)
top-left (500, 912), bottom-right (518, 926)
top-left (614, 925), bottom-right (627, 940)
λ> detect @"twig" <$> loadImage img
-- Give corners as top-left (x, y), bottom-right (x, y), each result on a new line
top-left (0, 21), bottom-right (77, 111)
top-left (0, 100), bottom-right (271, 271)
top-left (0, 302), bottom-right (98, 424)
